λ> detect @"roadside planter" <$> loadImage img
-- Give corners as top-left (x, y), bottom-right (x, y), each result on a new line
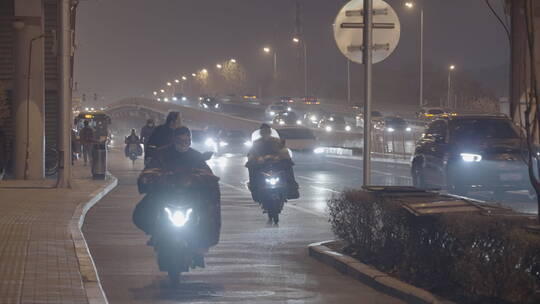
top-left (320, 187), bottom-right (540, 304)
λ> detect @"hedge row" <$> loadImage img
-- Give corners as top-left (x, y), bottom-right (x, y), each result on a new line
top-left (328, 190), bottom-right (540, 304)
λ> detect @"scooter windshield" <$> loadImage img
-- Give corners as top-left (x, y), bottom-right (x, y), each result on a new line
top-left (251, 128), bottom-right (280, 142)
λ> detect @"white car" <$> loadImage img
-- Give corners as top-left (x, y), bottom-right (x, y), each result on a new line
top-left (265, 104), bottom-right (292, 118)
top-left (275, 127), bottom-right (325, 165)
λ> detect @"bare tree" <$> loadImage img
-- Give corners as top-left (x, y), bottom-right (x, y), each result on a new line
top-left (522, 0), bottom-right (540, 224)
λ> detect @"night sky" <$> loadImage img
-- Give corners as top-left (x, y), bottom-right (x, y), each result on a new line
top-left (74, 0), bottom-right (509, 104)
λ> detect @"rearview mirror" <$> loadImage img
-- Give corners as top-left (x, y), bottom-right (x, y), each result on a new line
top-left (202, 151), bottom-right (213, 161)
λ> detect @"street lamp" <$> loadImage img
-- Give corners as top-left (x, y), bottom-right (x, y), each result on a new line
top-left (293, 37), bottom-right (308, 97)
top-left (263, 46), bottom-right (277, 78)
top-left (166, 82), bottom-right (172, 86)
top-left (160, 89), bottom-right (165, 93)
top-left (216, 64), bottom-right (222, 69)
top-left (230, 58), bottom-right (237, 63)
top-left (174, 79), bottom-right (180, 83)
top-left (182, 76), bottom-right (187, 81)
top-left (405, 1), bottom-right (424, 108)
top-left (447, 64), bottom-right (456, 108)
top-left (192, 73), bottom-right (197, 77)
top-left (153, 91), bottom-right (157, 96)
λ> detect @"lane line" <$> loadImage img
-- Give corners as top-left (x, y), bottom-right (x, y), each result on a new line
top-left (326, 160), bottom-right (411, 180)
top-left (310, 185), bottom-right (340, 194)
top-left (220, 181), bottom-right (327, 218)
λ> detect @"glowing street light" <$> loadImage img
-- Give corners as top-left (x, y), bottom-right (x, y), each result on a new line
top-left (192, 73), bottom-right (197, 77)
top-left (166, 82), bottom-right (172, 86)
top-left (405, 1), bottom-right (425, 107)
top-left (292, 36), bottom-right (308, 97)
top-left (160, 89), bottom-right (165, 93)
top-left (216, 64), bottom-right (222, 69)
top-left (230, 58), bottom-right (237, 63)
top-left (153, 91), bottom-right (157, 96)
top-left (263, 46), bottom-right (277, 78)
top-left (182, 76), bottom-right (187, 81)
top-left (447, 64), bottom-right (456, 108)
top-left (174, 79), bottom-right (180, 83)
top-left (201, 68), bottom-right (208, 74)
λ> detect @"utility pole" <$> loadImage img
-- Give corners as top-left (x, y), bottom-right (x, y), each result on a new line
top-left (363, 0), bottom-right (373, 187)
top-left (57, 0), bottom-right (73, 188)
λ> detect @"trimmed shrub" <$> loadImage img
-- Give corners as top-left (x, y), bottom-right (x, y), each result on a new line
top-left (328, 189), bottom-right (540, 304)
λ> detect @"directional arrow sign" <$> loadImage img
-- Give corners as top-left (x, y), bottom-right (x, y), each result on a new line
top-left (333, 0), bottom-right (400, 64)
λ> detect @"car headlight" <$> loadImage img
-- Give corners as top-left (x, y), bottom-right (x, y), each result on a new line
top-left (172, 97), bottom-right (178, 101)
top-left (387, 127), bottom-right (395, 132)
top-left (203, 104), bottom-right (208, 108)
top-left (325, 126), bottom-right (332, 132)
top-left (205, 138), bottom-right (216, 147)
top-left (244, 141), bottom-right (252, 147)
top-left (279, 120), bottom-right (285, 125)
top-left (265, 177), bottom-right (280, 186)
top-left (460, 153), bottom-right (482, 162)
top-left (296, 120), bottom-right (303, 125)
top-left (270, 111), bottom-right (275, 116)
top-left (314, 147), bottom-right (325, 154)
top-left (310, 115), bottom-right (317, 121)
top-left (287, 107), bottom-right (292, 111)
top-left (164, 207), bottom-right (193, 227)
top-left (345, 125), bottom-right (352, 132)
top-left (219, 141), bottom-right (228, 147)
top-left (182, 97), bottom-right (187, 101)
top-left (406, 127), bottom-right (412, 132)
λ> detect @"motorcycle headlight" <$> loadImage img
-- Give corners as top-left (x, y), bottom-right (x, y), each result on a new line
top-left (164, 207), bottom-right (193, 227)
top-left (205, 138), bottom-right (216, 147)
top-left (270, 111), bottom-right (275, 116)
top-left (265, 177), bottom-right (280, 186)
top-left (215, 103), bottom-right (220, 108)
top-left (203, 104), bottom-right (209, 108)
top-left (387, 127), bottom-right (395, 132)
top-left (325, 126), bottom-right (332, 132)
top-left (310, 115), bottom-right (317, 121)
top-left (279, 120), bottom-right (285, 125)
top-left (460, 153), bottom-right (482, 162)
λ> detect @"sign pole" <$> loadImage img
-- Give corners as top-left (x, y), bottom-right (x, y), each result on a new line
top-left (362, 0), bottom-right (373, 187)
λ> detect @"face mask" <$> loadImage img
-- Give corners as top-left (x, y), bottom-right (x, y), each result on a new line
top-left (175, 143), bottom-right (189, 152)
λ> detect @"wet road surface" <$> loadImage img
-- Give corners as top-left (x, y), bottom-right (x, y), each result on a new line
top-left (83, 150), bottom-right (406, 303)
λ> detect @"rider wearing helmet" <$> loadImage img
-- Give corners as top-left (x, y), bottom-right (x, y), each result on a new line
top-left (125, 128), bottom-right (142, 157)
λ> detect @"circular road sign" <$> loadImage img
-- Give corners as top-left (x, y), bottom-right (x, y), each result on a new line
top-left (333, 0), bottom-right (401, 64)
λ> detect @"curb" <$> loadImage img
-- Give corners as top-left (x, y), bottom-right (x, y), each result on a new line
top-left (69, 174), bottom-right (118, 304)
top-left (308, 240), bottom-right (455, 304)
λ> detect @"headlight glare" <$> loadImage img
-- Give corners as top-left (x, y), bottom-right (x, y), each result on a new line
top-left (265, 177), bottom-right (280, 186)
top-left (460, 153), bottom-right (482, 162)
top-left (314, 147), bottom-right (325, 154)
top-left (164, 207), bottom-right (193, 227)
top-left (345, 125), bottom-right (352, 132)
top-left (205, 138), bottom-right (216, 147)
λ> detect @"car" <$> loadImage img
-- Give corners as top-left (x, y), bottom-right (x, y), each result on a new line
top-left (417, 107), bottom-right (446, 120)
top-left (275, 127), bottom-right (325, 165)
top-left (272, 111), bottom-right (300, 126)
top-left (215, 130), bottom-right (251, 155)
top-left (191, 129), bottom-right (214, 153)
top-left (280, 96), bottom-right (295, 103)
top-left (318, 114), bottom-right (353, 132)
top-left (303, 111), bottom-right (325, 128)
top-left (265, 104), bottom-right (291, 118)
top-left (242, 94), bottom-right (259, 103)
top-left (381, 116), bottom-right (412, 133)
top-left (199, 97), bottom-right (222, 111)
top-left (411, 115), bottom-right (532, 196)
top-left (301, 96), bottom-right (320, 105)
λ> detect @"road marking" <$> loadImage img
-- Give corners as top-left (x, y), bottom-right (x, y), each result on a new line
top-left (326, 160), bottom-right (411, 180)
top-left (297, 175), bottom-right (319, 182)
top-left (220, 181), bottom-right (250, 193)
top-left (310, 185), bottom-right (340, 194)
top-left (287, 204), bottom-right (326, 218)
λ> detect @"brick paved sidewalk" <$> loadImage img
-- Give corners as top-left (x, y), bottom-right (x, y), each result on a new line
top-left (0, 163), bottom-right (117, 304)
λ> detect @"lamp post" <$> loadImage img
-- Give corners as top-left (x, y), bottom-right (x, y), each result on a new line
top-left (293, 37), bottom-right (308, 97)
top-left (405, 1), bottom-right (424, 108)
top-left (447, 64), bottom-right (455, 108)
top-left (263, 46), bottom-right (277, 79)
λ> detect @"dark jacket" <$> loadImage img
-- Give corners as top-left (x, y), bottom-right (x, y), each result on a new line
top-left (147, 124), bottom-right (173, 149)
top-left (140, 125), bottom-right (155, 144)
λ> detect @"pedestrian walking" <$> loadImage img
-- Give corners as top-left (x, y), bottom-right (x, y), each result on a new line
top-left (79, 120), bottom-right (95, 166)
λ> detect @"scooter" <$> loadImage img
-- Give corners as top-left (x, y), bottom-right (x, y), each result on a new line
top-left (256, 164), bottom-right (287, 224)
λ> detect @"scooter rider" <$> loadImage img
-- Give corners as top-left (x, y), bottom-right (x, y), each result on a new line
top-left (124, 129), bottom-right (142, 157)
top-left (140, 118), bottom-right (155, 153)
top-left (134, 127), bottom-right (221, 265)
top-left (246, 124), bottom-right (299, 201)
top-left (145, 111), bottom-right (183, 161)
